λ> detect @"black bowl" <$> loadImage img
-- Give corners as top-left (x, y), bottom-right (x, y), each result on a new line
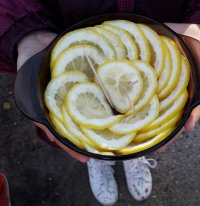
top-left (14, 13), bottom-right (200, 160)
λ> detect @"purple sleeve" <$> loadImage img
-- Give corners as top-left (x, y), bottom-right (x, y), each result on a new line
top-left (0, 0), bottom-right (60, 67)
top-left (184, 0), bottom-right (200, 23)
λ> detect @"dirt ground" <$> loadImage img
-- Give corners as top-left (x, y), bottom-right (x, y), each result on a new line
top-left (1, 72), bottom-right (200, 206)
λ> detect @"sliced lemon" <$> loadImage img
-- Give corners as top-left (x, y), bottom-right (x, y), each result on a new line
top-left (100, 24), bottom-right (139, 60)
top-left (110, 96), bottom-right (159, 134)
top-left (49, 113), bottom-right (83, 148)
top-left (84, 144), bottom-right (115, 155)
top-left (61, 106), bottom-right (97, 147)
top-left (130, 60), bottom-right (157, 112)
top-left (160, 56), bottom-right (190, 111)
top-left (65, 82), bottom-right (123, 129)
top-left (157, 41), bottom-right (172, 93)
top-left (117, 127), bottom-right (175, 154)
top-left (97, 60), bottom-right (143, 113)
top-left (51, 28), bottom-right (116, 67)
top-left (81, 126), bottom-right (136, 150)
top-left (158, 36), bottom-right (181, 99)
top-left (134, 111), bottom-right (182, 142)
top-left (51, 45), bottom-right (106, 80)
top-left (104, 20), bottom-right (151, 63)
top-left (94, 26), bottom-right (126, 59)
top-left (144, 90), bottom-right (188, 130)
top-left (138, 24), bottom-right (165, 77)
top-left (44, 71), bottom-right (89, 121)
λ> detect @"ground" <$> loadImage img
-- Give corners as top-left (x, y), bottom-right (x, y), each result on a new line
top-left (0, 73), bottom-right (200, 206)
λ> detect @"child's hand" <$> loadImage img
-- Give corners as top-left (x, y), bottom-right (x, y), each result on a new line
top-left (17, 31), bottom-right (89, 163)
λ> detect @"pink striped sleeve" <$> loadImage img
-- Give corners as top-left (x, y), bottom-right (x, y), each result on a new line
top-left (184, 0), bottom-right (200, 24)
top-left (0, 0), bottom-right (59, 68)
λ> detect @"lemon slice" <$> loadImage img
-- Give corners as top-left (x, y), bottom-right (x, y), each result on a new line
top-left (158, 37), bottom-right (181, 99)
top-left (61, 106), bottom-right (97, 147)
top-left (104, 20), bottom-right (151, 63)
top-left (84, 144), bottom-right (115, 155)
top-left (94, 26), bottom-right (126, 59)
top-left (49, 113), bottom-right (83, 148)
top-left (100, 24), bottom-right (139, 60)
top-left (160, 56), bottom-right (190, 111)
top-left (66, 82), bottom-right (123, 129)
top-left (157, 41), bottom-right (172, 93)
top-left (138, 24), bottom-right (165, 77)
top-left (134, 111), bottom-right (182, 142)
top-left (97, 60), bottom-right (143, 113)
top-left (81, 127), bottom-right (136, 150)
top-left (117, 127), bottom-right (174, 154)
top-left (130, 60), bottom-right (157, 112)
top-left (110, 96), bottom-right (159, 134)
top-left (144, 90), bottom-right (188, 130)
top-left (44, 71), bottom-right (89, 121)
top-left (51, 28), bottom-right (116, 67)
top-left (51, 45), bottom-right (106, 80)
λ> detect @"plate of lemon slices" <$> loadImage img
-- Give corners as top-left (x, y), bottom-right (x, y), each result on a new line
top-left (14, 13), bottom-right (200, 160)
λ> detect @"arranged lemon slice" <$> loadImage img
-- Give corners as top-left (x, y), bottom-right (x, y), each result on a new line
top-left (45, 71), bottom-right (89, 121)
top-left (51, 28), bottom-right (116, 67)
top-left (117, 127), bottom-right (174, 154)
top-left (84, 144), bottom-right (115, 155)
top-left (110, 96), bottom-right (159, 134)
top-left (130, 60), bottom-right (157, 112)
top-left (61, 106), bottom-right (97, 147)
top-left (160, 56), bottom-right (190, 111)
top-left (100, 24), bottom-right (138, 60)
top-left (97, 60), bottom-right (143, 113)
top-left (66, 82), bottom-right (123, 129)
top-left (81, 127), bottom-right (136, 150)
top-left (104, 20), bottom-right (151, 63)
top-left (94, 26), bottom-right (126, 59)
top-left (144, 90), bottom-right (188, 130)
top-left (134, 111), bottom-right (182, 142)
top-left (49, 113), bottom-right (83, 148)
top-left (52, 45), bottom-right (106, 80)
top-left (158, 37), bottom-right (181, 99)
top-left (138, 24), bottom-right (165, 77)
top-left (157, 41), bottom-right (172, 93)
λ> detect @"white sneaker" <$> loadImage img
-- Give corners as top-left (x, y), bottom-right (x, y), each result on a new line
top-left (87, 158), bottom-right (118, 206)
top-left (123, 156), bottom-right (157, 201)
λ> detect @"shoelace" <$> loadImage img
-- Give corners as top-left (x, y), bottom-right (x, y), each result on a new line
top-left (99, 161), bottom-right (115, 193)
top-left (126, 157), bottom-right (157, 180)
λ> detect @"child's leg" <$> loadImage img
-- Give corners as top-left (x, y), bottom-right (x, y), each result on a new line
top-left (87, 159), bottom-right (118, 206)
top-left (123, 156), bottom-right (157, 201)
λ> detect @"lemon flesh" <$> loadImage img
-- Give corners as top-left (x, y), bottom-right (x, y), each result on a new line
top-left (81, 127), bottom-right (136, 150)
top-left (160, 56), bottom-right (190, 111)
top-left (94, 26), bottom-right (126, 59)
top-left (51, 28), bottom-right (116, 67)
top-left (130, 60), bottom-right (157, 112)
top-left (134, 112), bottom-right (182, 142)
top-left (44, 71), bottom-right (89, 121)
top-left (144, 90), bottom-right (188, 130)
top-left (117, 127), bottom-right (174, 154)
top-left (110, 96), bottom-right (159, 134)
top-left (100, 24), bottom-right (139, 60)
top-left (104, 20), bottom-right (151, 63)
top-left (49, 113), bottom-right (83, 148)
top-left (66, 82), bottom-right (122, 129)
top-left (158, 37), bottom-right (181, 99)
top-left (97, 60), bottom-right (143, 113)
top-left (52, 45), bottom-right (106, 80)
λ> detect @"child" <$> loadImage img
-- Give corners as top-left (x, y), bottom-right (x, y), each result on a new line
top-left (1, 1), bottom-right (200, 205)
